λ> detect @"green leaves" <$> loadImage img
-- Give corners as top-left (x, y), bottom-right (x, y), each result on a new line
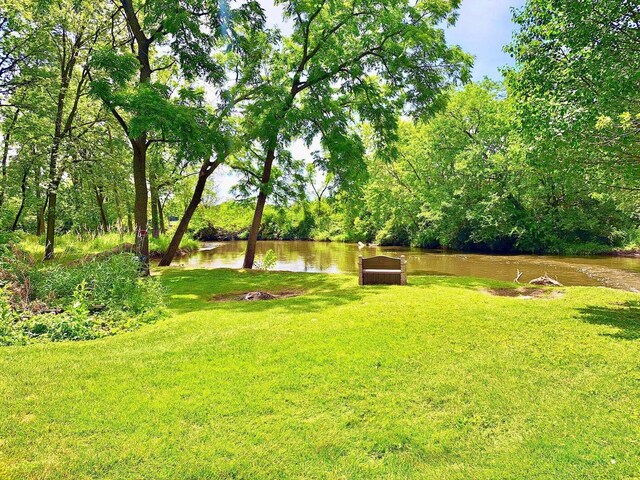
top-left (90, 49), bottom-right (139, 87)
top-left (506, 0), bottom-right (640, 176)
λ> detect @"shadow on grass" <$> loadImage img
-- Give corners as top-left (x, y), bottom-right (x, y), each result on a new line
top-left (159, 268), bottom-right (371, 315)
top-left (157, 268), bottom-right (510, 316)
top-left (577, 301), bottom-right (640, 340)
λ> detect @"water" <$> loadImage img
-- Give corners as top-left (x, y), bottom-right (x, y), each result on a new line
top-left (174, 240), bottom-right (640, 291)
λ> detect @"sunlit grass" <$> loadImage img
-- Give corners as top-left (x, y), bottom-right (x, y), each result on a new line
top-left (1, 269), bottom-right (639, 478)
top-left (16, 232), bottom-right (200, 261)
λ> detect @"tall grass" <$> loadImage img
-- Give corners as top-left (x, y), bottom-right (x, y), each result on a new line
top-left (17, 231), bottom-right (200, 261)
top-left (0, 244), bottom-right (165, 345)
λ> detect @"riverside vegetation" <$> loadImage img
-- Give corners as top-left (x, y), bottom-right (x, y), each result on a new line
top-left (0, 0), bottom-right (639, 478)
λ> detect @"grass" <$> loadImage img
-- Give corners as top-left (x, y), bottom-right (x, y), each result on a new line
top-left (1, 269), bottom-right (640, 478)
top-left (16, 232), bottom-right (200, 260)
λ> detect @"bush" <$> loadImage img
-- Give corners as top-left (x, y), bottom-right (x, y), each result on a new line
top-left (0, 248), bottom-right (164, 346)
top-left (254, 249), bottom-right (278, 271)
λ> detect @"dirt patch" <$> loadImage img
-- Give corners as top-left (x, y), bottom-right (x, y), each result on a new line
top-left (483, 287), bottom-right (564, 300)
top-left (609, 249), bottom-right (640, 258)
top-left (210, 290), bottom-right (304, 302)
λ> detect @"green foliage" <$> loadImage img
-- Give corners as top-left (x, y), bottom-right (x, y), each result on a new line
top-left (16, 232), bottom-right (198, 259)
top-left (148, 235), bottom-right (199, 257)
top-left (254, 248), bottom-right (278, 271)
top-left (315, 82), bottom-right (638, 254)
top-left (228, 0), bottom-right (471, 223)
top-left (0, 247), bottom-right (164, 345)
top-left (193, 201), bottom-right (315, 241)
top-left (506, 0), bottom-right (639, 182)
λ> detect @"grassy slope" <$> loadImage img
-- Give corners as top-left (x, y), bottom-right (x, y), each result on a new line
top-left (1, 270), bottom-right (639, 479)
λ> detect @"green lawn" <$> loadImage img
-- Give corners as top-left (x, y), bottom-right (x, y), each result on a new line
top-left (1, 269), bottom-right (640, 479)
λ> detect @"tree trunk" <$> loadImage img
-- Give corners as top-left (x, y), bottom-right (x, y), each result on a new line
top-left (0, 108), bottom-right (19, 213)
top-left (158, 198), bottom-right (166, 234)
top-left (132, 138), bottom-right (150, 275)
top-left (95, 185), bottom-right (108, 232)
top-left (149, 170), bottom-right (160, 239)
top-left (44, 52), bottom-right (70, 260)
top-left (44, 185), bottom-right (58, 259)
top-left (118, 1), bottom-right (152, 274)
top-left (44, 135), bottom-right (62, 260)
top-left (158, 160), bottom-right (219, 266)
top-left (37, 198), bottom-right (47, 236)
top-left (11, 166), bottom-right (29, 231)
top-left (243, 146), bottom-right (276, 269)
top-left (36, 168), bottom-right (46, 236)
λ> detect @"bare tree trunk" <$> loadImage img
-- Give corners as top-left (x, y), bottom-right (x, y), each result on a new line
top-left (95, 185), bottom-right (108, 232)
top-left (243, 146), bottom-right (276, 269)
top-left (158, 159), bottom-right (220, 266)
top-left (149, 170), bottom-right (160, 239)
top-left (11, 166), bottom-right (29, 231)
top-left (158, 197), bottom-right (166, 234)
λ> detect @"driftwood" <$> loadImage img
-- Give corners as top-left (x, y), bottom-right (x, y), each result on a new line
top-left (514, 269), bottom-right (523, 284)
top-left (243, 291), bottom-right (277, 301)
top-left (529, 274), bottom-right (563, 287)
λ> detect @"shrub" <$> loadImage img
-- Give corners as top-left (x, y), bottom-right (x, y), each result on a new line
top-left (0, 249), bottom-right (164, 346)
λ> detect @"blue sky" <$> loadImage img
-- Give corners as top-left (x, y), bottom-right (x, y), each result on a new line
top-left (446, 0), bottom-right (526, 81)
top-left (214, 0), bottom-right (527, 199)
top-left (258, 0), bottom-right (526, 80)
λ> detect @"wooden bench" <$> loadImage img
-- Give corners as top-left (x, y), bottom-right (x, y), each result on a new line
top-left (358, 255), bottom-right (407, 286)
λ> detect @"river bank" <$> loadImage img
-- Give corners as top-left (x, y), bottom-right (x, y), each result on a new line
top-left (172, 240), bottom-right (640, 292)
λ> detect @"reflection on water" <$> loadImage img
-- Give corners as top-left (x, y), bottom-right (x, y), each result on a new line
top-left (173, 240), bottom-right (640, 291)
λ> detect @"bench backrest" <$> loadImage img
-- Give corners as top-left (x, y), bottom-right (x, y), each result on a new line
top-left (361, 255), bottom-right (401, 270)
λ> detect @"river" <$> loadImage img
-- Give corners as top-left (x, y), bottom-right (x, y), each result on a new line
top-left (172, 240), bottom-right (640, 291)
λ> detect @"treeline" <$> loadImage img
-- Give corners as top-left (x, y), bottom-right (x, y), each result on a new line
top-left (0, 0), bottom-right (471, 272)
top-left (197, 0), bottom-right (640, 255)
top-left (194, 77), bottom-right (639, 255)
top-left (0, 0), bottom-right (638, 267)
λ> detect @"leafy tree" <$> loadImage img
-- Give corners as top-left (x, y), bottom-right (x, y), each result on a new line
top-left (233, 0), bottom-right (471, 268)
top-left (324, 81), bottom-right (634, 253)
top-left (3, 0), bottom-right (110, 258)
top-left (507, 0), bottom-right (640, 177)
top-left (90, 0), bottom-right (264, 273)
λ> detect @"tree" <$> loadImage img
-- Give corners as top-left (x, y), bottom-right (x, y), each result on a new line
top-left (507, 0), bottom-right (640, 176)
top-left (0, 7), bottom-right (42, 103)
top-left (237, 0), bottom-right (471, 268)
top-left (157, 6), bottom-right (268, 267)
top-left (0, 106), bottom-right (19, 211)
top-left (325, 81), bottom-right (634, 253)
top-left (91, 0), bottom-right (263, 274)
top-left (2, 0), bottom-right (109, 258)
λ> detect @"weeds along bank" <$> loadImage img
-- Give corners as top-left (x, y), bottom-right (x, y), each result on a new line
top-left (0, 240), bottom-right (164, 346)
top-left (15, 232), bottom-right (200, 260)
